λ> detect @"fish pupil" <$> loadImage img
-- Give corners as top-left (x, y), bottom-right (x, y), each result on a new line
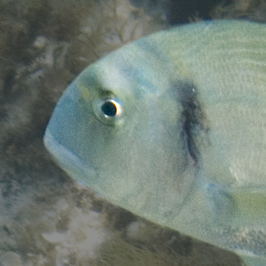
top-left (101, 101), bottom-right (117, 117)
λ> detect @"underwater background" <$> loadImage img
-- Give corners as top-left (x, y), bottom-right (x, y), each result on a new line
top-left (0, 0), bottom-right (266, 265)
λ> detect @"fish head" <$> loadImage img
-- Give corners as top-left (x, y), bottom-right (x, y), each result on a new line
top-left (44, 41), bottom-right (196, 223)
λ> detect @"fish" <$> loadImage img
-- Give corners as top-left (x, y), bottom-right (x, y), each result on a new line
top-left (44, 20), bottom-right (266, 266)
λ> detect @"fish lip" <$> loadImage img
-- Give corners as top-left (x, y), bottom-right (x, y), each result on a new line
top-left (44, 129), bottom-right (96, 183)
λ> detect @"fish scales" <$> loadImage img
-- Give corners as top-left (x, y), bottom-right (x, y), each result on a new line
top-left (44, 20), bottom-right (266, 266)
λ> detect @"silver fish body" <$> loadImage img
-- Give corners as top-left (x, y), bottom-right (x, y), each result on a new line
top-left (44, 20), bottom-right (266, 266)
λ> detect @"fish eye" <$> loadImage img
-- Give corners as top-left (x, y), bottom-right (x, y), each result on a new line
top-left (93, 97), bottom-right (123, 125)
top-left (101, 100), bottom-right (117, 117)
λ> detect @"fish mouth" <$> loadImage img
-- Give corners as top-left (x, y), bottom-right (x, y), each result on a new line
top-left (44, 129), bottom-right (96, 185)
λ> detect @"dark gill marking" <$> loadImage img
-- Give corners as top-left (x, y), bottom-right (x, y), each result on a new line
top-left (177, 80), bottom-right (209, 164)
